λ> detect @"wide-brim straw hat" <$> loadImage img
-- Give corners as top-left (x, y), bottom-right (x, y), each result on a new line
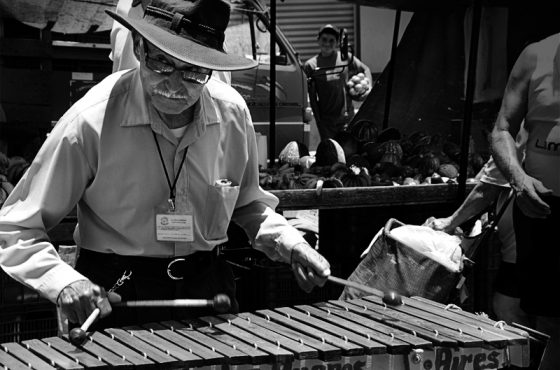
top-left (106, 0), bottom-right (258, 71)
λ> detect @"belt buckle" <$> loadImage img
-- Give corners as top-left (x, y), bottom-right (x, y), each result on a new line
top-left (167, 258), bottom-right (185, 280)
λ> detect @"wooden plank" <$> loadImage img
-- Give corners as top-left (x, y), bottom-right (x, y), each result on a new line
top-left (216, 313), bottom-right (319, 360)
top-left (1, 342), bottom-right (57, 370)
top-left (160, 320), bottom-right (251, 365)
top-left (194, 316), bottom-right (288, 365)
top-left (275, 306), bottom-right (387, 354)
top-left (202, 315), bottom-right (308, 362)
top-left (236, 311), bottom-right (342, 362)
top-left (314, 302), bottom-right (433, 353)
top-left (0, 348), bottom-right (30, 370)
top-left (409, 296), bottom-right (530, 342)
top-left (142, 322), bottom-right (225, 366)
top-left (103, 328), bottom-right (180, 369)
top-left (90, 331), bottom-right (154, 368)
top-left (256, 309), bottom-right (364, 356)
top-left (184, 318), bottom-right (270, 365)
top-left (339, 300), bottom-right (458, 346)
top-left (303, 303), bottom-right (416, 353)
top-left (362, 296), bottom-right (509, 348)
top-left (270, 183), bottom-right (475, 210)
top-left (122, 326), bottom-right (203, 367)
top-left (42, 336), bottom-right (108, 369)
top-left (21, 339), bottom-right (83, 369)
top-left (65, 334), bottom-right (133, 369)
top-left (316, 301), bottom-right (433, 349)
top-left (354, 298), bottom-right (484, 347)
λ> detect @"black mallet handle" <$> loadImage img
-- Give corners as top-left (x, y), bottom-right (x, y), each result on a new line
top-left (113, 294), bottom-right (231, 312)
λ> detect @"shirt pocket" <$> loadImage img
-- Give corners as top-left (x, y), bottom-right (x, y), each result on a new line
top-left (204, 184), bottom-right (240, 241)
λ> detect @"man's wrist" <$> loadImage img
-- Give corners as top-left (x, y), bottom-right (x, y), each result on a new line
top-left (290, 242), bottom-right (311, 265)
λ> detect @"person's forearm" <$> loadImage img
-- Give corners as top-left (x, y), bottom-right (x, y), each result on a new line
top-left (491, 126), bottom-right (525, 188)
top-left (233, 201), bottom-right (306, 263)
top-left (364, 67), bottom-right (373, 87)
top-left (446, 181), bottom-right (505, 230)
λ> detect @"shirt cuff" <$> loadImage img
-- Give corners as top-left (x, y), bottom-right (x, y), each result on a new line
top-left (274, 228), bottom-right (309, 263)
top-left (38, 262), bottom-right (88, 304)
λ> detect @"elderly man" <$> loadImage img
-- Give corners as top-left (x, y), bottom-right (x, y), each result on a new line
top-left (0, 0), bottom-right (330, 329)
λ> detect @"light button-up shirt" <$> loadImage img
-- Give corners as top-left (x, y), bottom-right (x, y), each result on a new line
top-left (0, 69), bottom-right (306, 303)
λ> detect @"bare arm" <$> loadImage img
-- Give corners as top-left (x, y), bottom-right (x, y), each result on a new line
top-left (424, 181), bottom-right (506, 233)
top-left (490, 43), bottom-right (552, 217)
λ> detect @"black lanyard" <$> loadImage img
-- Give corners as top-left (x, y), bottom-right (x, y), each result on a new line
top-left (152, 131), bottom-right (188, 212)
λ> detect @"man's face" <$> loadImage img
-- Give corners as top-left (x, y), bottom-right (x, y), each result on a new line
top-left (138, 40), bottom-right (212, 115)
top-left (318, 33), bottom-right (338, 56)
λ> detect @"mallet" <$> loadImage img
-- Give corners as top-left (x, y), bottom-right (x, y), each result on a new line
top-left (68, 294), bottom-right (230, 346)
top-left (327, 275), bottom-right (403, 306)
top-left (113, 293), bottom-right (232, 313)
top-left (69, 307), bottom-right (100, 346)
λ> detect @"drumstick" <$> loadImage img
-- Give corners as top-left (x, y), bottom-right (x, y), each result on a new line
top-left (113, 293), bottom-right (231, 313)
top-left (69, 307), bottom-right (100, 346)
top-left (327, 275), bottom-right (403, 305)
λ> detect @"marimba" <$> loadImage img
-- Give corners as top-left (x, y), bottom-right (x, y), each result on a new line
top-left (0, 293), bottom-right (531, 370)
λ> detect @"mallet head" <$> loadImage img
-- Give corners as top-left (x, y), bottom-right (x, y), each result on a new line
top-left (212, 294), bottom-right (231, 313)
top-left (69, 327), bottom-right (88, 346)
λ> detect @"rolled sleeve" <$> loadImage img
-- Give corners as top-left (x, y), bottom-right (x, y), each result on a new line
top-left (0, 230), bottom-right (87, 303)
top-left (0, 116), bottom-right (93, 303)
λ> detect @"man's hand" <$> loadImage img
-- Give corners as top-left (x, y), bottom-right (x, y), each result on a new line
top-left (512, 174), bottom-right (552, 218)
top-left (290, 243), bottom-right (331, 293)
top-left (57, 280), bottom-right (120, 325)
top-left (422, 216), bottom-right (455, 234)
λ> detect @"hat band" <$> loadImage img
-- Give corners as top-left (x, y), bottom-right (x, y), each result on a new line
top-left (144, 5), bottom-right (225, 51)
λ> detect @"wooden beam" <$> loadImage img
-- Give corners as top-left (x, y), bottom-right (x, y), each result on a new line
top-left (270, 182), bottom-right (474, 210)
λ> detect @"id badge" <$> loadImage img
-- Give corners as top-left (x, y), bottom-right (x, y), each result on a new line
top-left (155, 208), bottom-right (194, 242)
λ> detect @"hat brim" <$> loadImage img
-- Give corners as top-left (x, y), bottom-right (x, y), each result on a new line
top-left (106, 10), bottom-right (258, 71)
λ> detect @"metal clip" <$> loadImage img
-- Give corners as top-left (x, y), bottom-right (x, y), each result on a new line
top-left (168, 198), bottom-right (176, 212)
top-left (109, 270), bottom-right (132, 293)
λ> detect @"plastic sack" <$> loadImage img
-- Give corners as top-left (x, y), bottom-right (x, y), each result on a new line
top-left (339, 218), bottom-right (465, 303)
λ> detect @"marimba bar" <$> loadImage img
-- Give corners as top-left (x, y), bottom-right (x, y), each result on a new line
top-left (0, 294), bottom-right (532, 370)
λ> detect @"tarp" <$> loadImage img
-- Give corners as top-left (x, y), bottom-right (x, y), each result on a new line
top-left (351, 8), bottom-right (468, 139)
top-left (350, 3), bottom-right (560, 141)
top-left (0, 0), bottom-right (116, 33)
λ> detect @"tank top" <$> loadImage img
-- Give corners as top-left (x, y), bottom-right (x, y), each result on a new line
top-left (523, 34), bottom-right (560, 195)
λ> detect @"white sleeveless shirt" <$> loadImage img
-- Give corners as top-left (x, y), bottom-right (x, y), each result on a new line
top-left (523, 34), bottom-right (560, 195)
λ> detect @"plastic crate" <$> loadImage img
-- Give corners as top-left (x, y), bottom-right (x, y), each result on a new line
top-left (0, 302), bottom-right (58, 343)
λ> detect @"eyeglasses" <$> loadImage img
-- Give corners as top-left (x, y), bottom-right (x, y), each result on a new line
top-left (143, 43), bottom-right (213, 85)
